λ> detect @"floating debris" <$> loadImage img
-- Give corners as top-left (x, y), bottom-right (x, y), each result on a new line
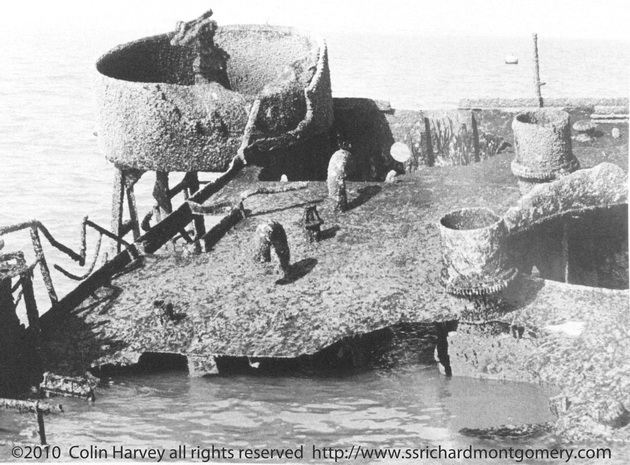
top-left (40, 372), bottom-right (99, 402)
top-left (0, 398), bottom-right (63, 414)
top-left (0, 398), bottom-right (63, 445)
top-left (460, 422), bottom-right (553, 440)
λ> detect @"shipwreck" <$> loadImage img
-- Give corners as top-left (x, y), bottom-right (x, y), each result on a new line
top-left (0, 9), bottom-right (628, 444)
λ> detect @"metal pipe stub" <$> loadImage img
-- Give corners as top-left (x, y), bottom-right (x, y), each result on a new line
top-left (511, 109), bottom-right (580, 183)
top-left (438, 207), bottom-right (517, 296)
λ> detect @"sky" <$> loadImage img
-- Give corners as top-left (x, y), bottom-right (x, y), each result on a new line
top-left (1, 0), bottom-right (629, 41)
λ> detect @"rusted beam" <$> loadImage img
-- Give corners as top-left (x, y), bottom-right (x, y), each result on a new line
top-left (154, 172), bottom-right (172, 217)
top-left (0, 276), bottom-right (14, 316)
top-left (184, 172), bottom-right (206, 250)
top-left (0, 221), bottom-right (83, 264)
top-left (111, 167), bottom-right (144, 251)
top-left (41, 247), bottom-right (135, 326)
top-left (471, 112), bottom-right (480, 163)
top-left (30, 228), bottom-right (58, 304)
top-left (532, 33), bottom-right (544, 108)
top-left (424, 117), bottom-right (435, 167)
top-left (41, 158), bottom-right (245, 324)
top-left (168, 178), bottom-right (192, 198)
top-left (202, 204), bottom-right (243, 251)
top-left (111, 167), bottom-right (125, 253)
top-left (238, 99), bottom-right (261, 162)
top-left (20, 272), bottom-right (40, 333)
top-left (36, 408), bottom-right (47, 445)
top-left (126, 186), bottom-right (141, 240)
top-left (85, 220), bottom-right (131, 247)
top-left (54, 233), bottom-right (102, 281)
top-left (0, 398), bottom-right (63, 414)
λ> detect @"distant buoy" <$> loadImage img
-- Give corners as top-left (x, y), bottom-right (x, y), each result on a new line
top-left (505, 54), bottom-right (518, 65)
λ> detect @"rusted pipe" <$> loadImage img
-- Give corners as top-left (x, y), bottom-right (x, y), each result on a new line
top-left (511, 109), bottom-right (579, 194)
top-left (439, 207), bottom-right (517, 296)
top-left (532, 33), bottom-right (544, 108)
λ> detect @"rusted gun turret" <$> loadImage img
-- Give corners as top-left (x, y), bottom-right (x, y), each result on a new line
top-left (96, 9), bottom-right (333, 248)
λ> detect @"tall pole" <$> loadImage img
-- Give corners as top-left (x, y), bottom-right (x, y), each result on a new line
top-left (532, 33), bottom-right (544, 107)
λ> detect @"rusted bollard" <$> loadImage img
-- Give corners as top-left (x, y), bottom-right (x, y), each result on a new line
top-left (255, 220), bottom-right (291, 275)
top-left (327, 149), bottom-right (351, 212)
top-left (511, 109), bottom-right (580, 194)
top-left (439, 207), bottom-right (517, 296)
top-left (303, 206), bottom-right (324, 243)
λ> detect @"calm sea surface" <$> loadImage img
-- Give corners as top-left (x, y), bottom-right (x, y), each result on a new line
top-left (0, 369), bottom-right (558, 463)
top-left (0, 28), bottom-right (627, 459)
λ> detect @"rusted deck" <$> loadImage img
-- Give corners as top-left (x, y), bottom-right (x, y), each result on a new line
top-left (41, 142), bottom-right (628, 377)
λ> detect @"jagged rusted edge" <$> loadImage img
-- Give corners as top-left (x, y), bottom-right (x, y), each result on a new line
top-left (0, 252), bottom-right (28, 280)
top-left (439, 267), bottom-right (519, 296)
top-left (510, 158), bottom-right (580, 181)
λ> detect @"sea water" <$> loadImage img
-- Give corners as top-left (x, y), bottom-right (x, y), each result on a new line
top-left (0, 369), bottom-right (558, 463)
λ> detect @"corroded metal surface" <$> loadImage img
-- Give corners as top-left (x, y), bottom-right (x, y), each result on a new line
top-left (448, 278), bottom-right (630, 442)
top-left (170, 9), bottom-right (230, 88)
top-left (302, 205), bottom-right (324, 242)
top-left (38, 107), bottom-right (629, 443)
top-left (504, 162), bottom-right (628, 234)
top-left (40, 371), bottom-right (99, 401)
top-left (438, 207), bottom-right (516, 296)
top-left (40, 146), bottom-right (627, 376)
top-left (96, 24), bottom-right (333, 172)
top-left (327, 149), bottom-right (351, 211)
top-left (511, 109), bottom-right (579, 181)
top-left (254, 220), bottom-right (291, 275)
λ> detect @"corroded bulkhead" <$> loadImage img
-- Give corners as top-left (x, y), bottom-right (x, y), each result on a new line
top-left (96, 25), bottom-right (333, 172)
